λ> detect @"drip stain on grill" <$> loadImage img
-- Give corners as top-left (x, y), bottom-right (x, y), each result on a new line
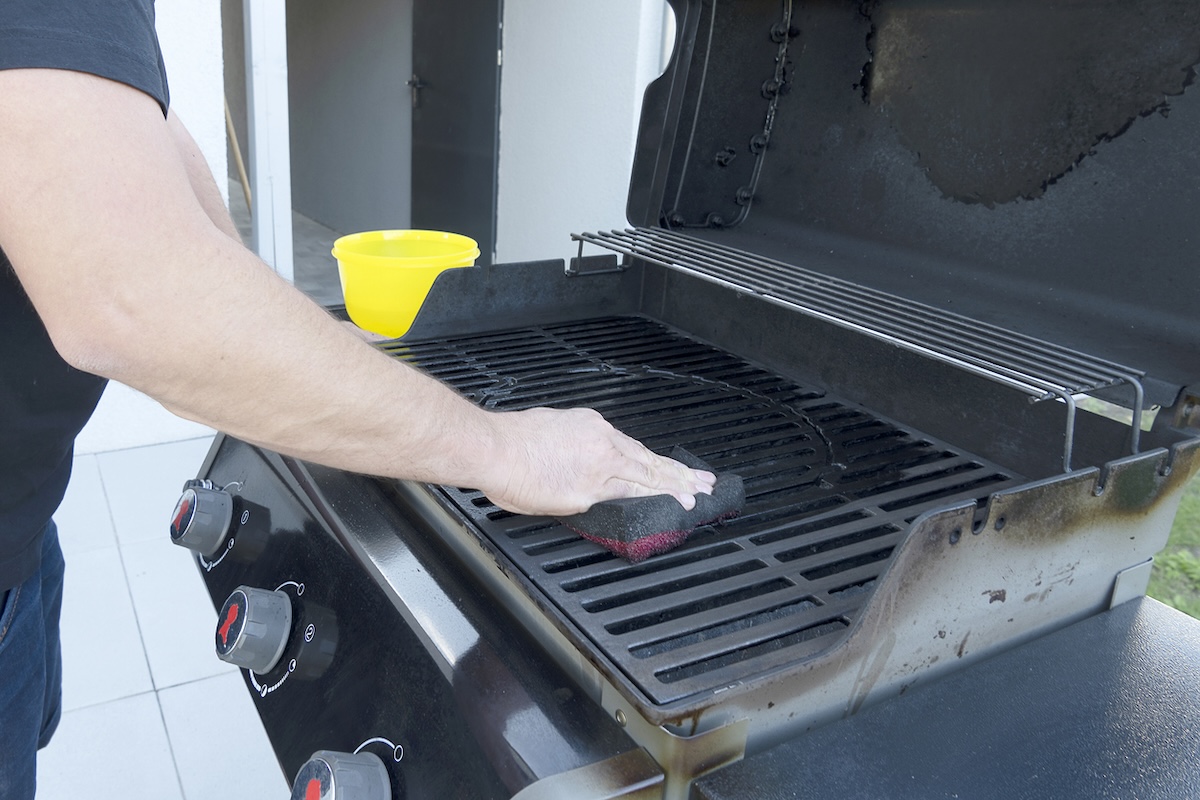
top-left (386, 316), bottom-right (1020, 706)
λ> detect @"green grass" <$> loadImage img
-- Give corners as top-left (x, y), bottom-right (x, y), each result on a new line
top-left (1148, 469), bottom-right (1200, 619)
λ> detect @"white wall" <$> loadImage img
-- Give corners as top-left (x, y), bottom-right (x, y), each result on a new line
top-left (286, 0), bottom-right (413, 234)
top-left (496, 1), bottom-right (672, 265)
top-left (156, 1), bottom-right (228, 206)
top-left (152, 0), bottom-right (672, 261)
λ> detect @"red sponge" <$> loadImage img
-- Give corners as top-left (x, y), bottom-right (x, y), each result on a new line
top-left (557, 447), bottom-right (745, 562)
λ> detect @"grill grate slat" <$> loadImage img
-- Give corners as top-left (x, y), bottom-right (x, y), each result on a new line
top-left (385, 316), bottom-right (1021, 706)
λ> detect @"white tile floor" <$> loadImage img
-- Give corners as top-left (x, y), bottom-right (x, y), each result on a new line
top-left (36, 404), bottom-right (290, 799)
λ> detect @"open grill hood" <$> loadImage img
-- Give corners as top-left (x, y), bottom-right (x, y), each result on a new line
top-left (626, 0), bottom-right (1200, 404)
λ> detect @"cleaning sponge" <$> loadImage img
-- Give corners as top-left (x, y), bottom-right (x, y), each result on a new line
top-left (558, 447), bottom-right (745, 562)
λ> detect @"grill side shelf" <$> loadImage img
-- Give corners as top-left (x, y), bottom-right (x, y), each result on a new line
top-left (572, 227), bottom-right (1147, 471)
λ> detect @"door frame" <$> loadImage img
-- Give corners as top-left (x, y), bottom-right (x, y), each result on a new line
top-left (242, 0), bottom-right (294, 281)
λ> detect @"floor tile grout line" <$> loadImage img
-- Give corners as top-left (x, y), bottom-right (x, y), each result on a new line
top-left (81, 432), bottom-right (217, 458)
top-left (95, 447), bottom-right (192, 797)
top-left (92, 455), bottom-right (162, 692)
top-left (59, 687), bottom-right (160, 714)
top-left (154, 689), bottom-right (190, 800)
top-left (67, 453), bottom-right (120, 552)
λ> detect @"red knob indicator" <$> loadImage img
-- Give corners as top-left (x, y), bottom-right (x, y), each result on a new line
top-left (290, 751), bottom-right (389, 800)
top-left (214, 587), bottom-right (291, 674)
top-left (169, 483), bottom-right (234, 557)
top-left (218, 600), bottom-right (240, 648)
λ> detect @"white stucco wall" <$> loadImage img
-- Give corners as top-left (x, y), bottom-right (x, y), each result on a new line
top-left (495, 1), bottom-right (672, 265)
top-left (156, 1), bottom-right (228, 205)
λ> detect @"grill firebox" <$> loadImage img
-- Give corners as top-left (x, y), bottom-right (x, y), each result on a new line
top-left (384, 316), bottom-right (1020, 707)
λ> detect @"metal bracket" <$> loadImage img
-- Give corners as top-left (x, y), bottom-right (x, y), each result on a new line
top-left (1110, 558), bottom-right (1155, 609)
top-left (567, 248), bottom-right (628, 277)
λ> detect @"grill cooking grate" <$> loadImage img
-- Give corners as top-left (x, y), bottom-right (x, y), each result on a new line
top-left (383, 316), bottom-right (1020, 707)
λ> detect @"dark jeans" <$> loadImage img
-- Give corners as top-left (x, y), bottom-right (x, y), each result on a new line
top-left (0, 521), bottom-right (65, 800)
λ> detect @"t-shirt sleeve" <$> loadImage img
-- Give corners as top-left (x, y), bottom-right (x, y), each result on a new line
top-left (0, 0), bottom-right (170, 115)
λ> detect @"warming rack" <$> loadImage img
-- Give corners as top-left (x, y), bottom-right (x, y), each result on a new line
top-left (571, 226), bottom-right (1146, 471)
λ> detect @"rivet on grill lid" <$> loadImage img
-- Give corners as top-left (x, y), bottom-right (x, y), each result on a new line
top-left (615, 709), bottom-right (627, 727)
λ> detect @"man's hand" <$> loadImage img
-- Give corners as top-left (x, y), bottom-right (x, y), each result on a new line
top-left (478, 407), bottom-right (716, 517)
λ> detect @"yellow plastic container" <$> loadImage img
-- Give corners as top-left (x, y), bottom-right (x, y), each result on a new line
top-left (332, 229), bottom-right (479, 338)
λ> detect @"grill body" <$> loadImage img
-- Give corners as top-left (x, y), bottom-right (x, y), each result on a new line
top-left (190, 255), bottom-right (1198, 797)
top-left (185, 1), bottom-right (1200, 796)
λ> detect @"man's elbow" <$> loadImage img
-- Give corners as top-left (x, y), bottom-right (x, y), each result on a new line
top-left (36, 291), bottom-right (147, 382)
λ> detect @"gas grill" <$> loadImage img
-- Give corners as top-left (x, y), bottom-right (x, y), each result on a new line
top-left (174, 2), bottom-right (1200, 798)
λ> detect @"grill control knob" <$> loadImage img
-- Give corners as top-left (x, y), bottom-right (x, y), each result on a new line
top-left (290, 751), bottom-right (390, 800)
top-left (215, 586), bottom-right (292, 674)
top-left (169, 481), bottom-right (233, 557)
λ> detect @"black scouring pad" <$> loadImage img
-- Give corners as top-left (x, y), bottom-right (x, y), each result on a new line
top-left (557, 447), bottom-right (745, 562)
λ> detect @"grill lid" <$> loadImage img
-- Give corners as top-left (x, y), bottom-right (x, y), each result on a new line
top-left (627, 0), bottom-right (1200, 398)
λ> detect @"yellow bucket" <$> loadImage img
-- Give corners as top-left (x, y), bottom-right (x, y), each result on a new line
top-left (332, 230), bottom-right (479, 338)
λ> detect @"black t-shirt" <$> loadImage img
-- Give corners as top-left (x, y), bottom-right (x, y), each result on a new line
top-left (0, 0), bottom-right (170, 590)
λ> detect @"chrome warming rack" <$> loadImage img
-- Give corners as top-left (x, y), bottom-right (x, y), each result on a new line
top-left (571, 226), bottom-right (1145, 472)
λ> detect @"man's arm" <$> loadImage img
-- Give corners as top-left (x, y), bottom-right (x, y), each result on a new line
top-left (0, 69), bottom-right (713, 516)
top-left (165, 110), bottom-right (243, 243)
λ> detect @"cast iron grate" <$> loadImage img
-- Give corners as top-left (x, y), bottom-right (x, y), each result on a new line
top-left (382, 316), bottom-right (1021, 707)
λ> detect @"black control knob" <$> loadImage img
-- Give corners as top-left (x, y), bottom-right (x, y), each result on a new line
top-left (169, 481), bottom-right (233, 557)
top-left (291, 751), bottom-right (390, 800)
top-left (215, 586), bottom-right (292, 674)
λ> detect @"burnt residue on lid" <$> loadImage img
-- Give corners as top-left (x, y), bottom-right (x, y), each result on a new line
top-left (863, 0), bottom-right (1200, 206)
top-left (629, 0), bottom-right (1200, 396)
